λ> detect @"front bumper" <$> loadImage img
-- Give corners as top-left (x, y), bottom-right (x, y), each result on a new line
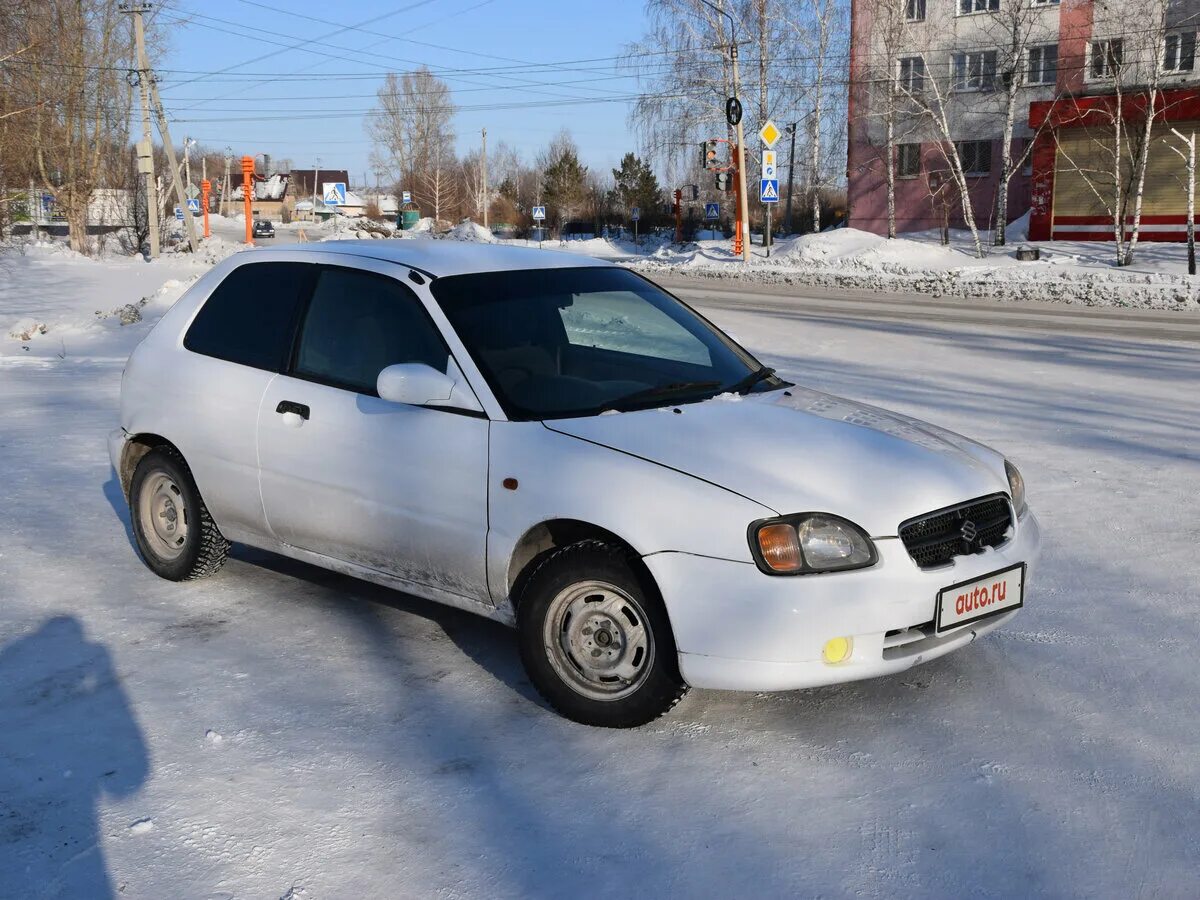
top-left (644, 510), bottom-right (1041, 692)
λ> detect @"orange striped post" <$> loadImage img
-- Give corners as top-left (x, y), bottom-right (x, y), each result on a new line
top-left (201, 179), bottom-right (211, 238)
top-left (241, 156), bottom-right (254, 245)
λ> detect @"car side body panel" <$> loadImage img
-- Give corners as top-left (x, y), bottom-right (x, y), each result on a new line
top-left (485, 420), bottom-right (776, 616)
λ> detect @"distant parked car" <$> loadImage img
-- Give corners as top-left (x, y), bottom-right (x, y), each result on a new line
top-left (111, 242), bottom-right (1039, 728)
top-left (252, 220), bottom-right (275, 238)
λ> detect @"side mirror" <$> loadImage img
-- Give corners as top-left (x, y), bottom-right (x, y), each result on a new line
top-left (376, 362), bottom-right (482, 413)
top-left (377, 363), bottom-right (455, 406)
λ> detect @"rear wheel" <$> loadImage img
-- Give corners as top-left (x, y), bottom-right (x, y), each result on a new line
top-left (517, 541), bottom-right (688, 727)
top-left (129, 447), bottom-right (229, 581)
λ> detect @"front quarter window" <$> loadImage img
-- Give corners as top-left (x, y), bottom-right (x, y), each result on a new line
top-left (433, 267), bottom-right (781, 420)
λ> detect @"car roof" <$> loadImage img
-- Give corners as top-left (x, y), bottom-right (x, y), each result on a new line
top-left (246, 239), bottom-right (615, 278)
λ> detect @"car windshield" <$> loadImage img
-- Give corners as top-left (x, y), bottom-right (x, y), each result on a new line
top-left (432, 266), bottom-right (784, 420)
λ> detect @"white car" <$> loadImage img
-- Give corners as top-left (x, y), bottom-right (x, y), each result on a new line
top-left (110, 242), bottom-right (1040, 727)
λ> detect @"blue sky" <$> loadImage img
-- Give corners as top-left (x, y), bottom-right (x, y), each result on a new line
top-left (155, 0), bottom-right (652, 185)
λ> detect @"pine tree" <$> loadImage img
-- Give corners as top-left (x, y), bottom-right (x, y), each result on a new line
top-left (610, 153), bottom-right (663, 222)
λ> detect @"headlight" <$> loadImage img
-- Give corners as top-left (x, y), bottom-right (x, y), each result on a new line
top-left (1005, 460), bottom-right (1027, 517)
top-left (749, 513), bottom-right (878, 575)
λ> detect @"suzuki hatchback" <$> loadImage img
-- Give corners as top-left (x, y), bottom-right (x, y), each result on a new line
top-left (111, 242), bottom-right (1039, 727)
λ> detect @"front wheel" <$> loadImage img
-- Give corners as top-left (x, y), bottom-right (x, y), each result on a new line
top-left (517, 541), bottom-right (688, 727)
top-left (129, 446), bottom-right (229, 581)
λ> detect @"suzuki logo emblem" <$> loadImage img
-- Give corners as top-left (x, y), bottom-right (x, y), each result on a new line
top-left (960, 519), bottom-right (978, 542)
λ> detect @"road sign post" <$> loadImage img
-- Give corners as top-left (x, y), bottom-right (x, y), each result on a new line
top-left (532, 205), bottom-right (546, 245)
top-left (631, 206), bottom-right (640, 244)
top-left (759, 121), bottom-right (781, 255)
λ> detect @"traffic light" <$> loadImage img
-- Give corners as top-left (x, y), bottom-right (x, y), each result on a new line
top-left (701, 140), bottom-right (719, 170)
top-left (715, 171), bottom-right (731, 191)
top-left (689, 185), bottom-right (699, 201)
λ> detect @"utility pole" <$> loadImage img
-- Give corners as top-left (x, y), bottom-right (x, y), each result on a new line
top-left (731, 45), bottom-right (750, 262)
top-left (125, 2), bottom-right (197, 251)
top-left (481, 127), bottom-right (488, 229)
top-left (123, 2), bottom-right (159, 257)
top-left (699, 0), bottom-right (751, 263)
top-left (183, 135), bottom-right (192, 201)
top-left (311, 157), bottom-right (321, 221)
top-left (784, 122), bottom-right (797, 234)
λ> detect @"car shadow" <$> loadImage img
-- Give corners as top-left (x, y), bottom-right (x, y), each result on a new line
top-left (0, 616), bottom-right (149, 898)
top-left (229, 544), bottom-right (545, 708)
top-left (102, 471), bottom-right (136, 550)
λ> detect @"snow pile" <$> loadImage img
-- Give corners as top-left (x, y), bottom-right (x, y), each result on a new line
top-left (445, 220), bottom-right (495, 243)
top-left (632, 227), bottom-right (1200, 309)
top-left (0, 242), bottom-right (208, 359)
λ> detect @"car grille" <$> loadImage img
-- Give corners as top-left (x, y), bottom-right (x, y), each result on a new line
top-left (898, 494), bottom-right (1013, 569)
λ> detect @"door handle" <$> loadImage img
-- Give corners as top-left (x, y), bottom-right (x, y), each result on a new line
top-left (276, 400), bottom-right (310, 420)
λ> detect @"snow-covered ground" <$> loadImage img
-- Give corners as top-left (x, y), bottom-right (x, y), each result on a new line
top-left (2, 238), bottom-right (1198, 897)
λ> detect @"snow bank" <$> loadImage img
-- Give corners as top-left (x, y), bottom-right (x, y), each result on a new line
top-left (631, 227), bottom-right (1200, 310)
top-left (445, 220), bottom-right (495, 243)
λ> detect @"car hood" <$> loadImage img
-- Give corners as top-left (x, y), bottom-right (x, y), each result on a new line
top-left (545, 385), bottom-right (1009, 537)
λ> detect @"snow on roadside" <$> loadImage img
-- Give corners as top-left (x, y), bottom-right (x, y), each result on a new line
top-left (632, 227), bottom-right (1200, 310)
top-left (0, 237), bottom-right (243, 360)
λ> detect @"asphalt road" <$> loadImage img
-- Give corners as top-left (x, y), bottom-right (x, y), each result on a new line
top-left (652, 274), bottom-right (1200, 344)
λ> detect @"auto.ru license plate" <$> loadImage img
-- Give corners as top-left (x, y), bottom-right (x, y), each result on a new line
top-left (936, 563), bottom-right (1025, 634)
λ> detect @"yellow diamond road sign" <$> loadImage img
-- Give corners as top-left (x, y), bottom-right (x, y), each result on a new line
top-left (758, 120), bottom-right (781, 149)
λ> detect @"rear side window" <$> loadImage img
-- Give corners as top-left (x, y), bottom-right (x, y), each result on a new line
top-left (293, 266), bottom-right (449, 395)
top-left (184, 262), bottom-right (312, 371)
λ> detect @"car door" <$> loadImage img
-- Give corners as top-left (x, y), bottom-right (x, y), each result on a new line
top-left (256, 261), bottom-right (492, 606)
top-left (174, 259), bottom-right (314, 542)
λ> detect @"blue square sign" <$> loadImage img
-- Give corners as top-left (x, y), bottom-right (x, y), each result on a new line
top-left (704, 202), bottom-right (720, 220)
top-left (760, 179), bottom-right (779, 203)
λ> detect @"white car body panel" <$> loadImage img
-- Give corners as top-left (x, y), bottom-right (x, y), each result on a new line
top-left (112, 241), bottom-right (1042, 695)
top-left (257, 373), bottom-right (491, 604)
top-left (547, 385), bottom-right (1009, 538)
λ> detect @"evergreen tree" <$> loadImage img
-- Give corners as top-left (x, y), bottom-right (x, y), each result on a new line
top-left (539, 131), bottom-right (589, 225)
top-left (610, 153), bottom-right (663, 221)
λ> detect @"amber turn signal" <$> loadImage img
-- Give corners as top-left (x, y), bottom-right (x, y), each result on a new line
top-left (756, 523), bottom-right (802, 573)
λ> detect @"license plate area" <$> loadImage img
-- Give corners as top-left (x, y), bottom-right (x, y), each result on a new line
top-left (936, 563), bottom-right (1025, 634)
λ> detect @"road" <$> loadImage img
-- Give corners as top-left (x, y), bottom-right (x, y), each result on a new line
top-left (652, 273), bottom-right (1200, 344)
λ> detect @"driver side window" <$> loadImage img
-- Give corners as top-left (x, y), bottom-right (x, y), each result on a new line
top-left (293, 267), bottom-right (449, 395)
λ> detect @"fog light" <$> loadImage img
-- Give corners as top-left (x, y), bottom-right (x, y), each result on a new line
top-left (822, 636), bottom-right (853, 665)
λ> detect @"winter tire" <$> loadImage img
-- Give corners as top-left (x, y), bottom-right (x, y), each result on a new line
top-left (129, 446), bottom-right (229, 581)
top-left (517, 540), bottom-right (688, 727)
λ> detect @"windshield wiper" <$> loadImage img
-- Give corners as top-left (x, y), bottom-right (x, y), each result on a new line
top-left (601, 380), bottom-right (721, 412)
top-left (726, 366), bottom-right (778, 395)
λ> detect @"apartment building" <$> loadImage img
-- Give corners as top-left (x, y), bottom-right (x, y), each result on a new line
top-left (847, 0), bottom-right (1200, 241)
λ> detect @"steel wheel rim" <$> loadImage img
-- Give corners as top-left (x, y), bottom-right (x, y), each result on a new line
top-left (138, 470), bottom-right (188, 561)
top-left (543, 580), bottom-right (655, 702)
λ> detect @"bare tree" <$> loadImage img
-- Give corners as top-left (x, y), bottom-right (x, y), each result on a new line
top-left (1165, 127), bottom-right (1197, 274)
top-left (1053, 0), bottom-right (1177, 265)
top-left (856, 0), bottom-right (911, 238)
top-left (17, 1), bottom-right (132, 255)
top-left (786, 0), bottom-right (844, 233)
top-left (979, 0), bottom-right (1061, 245)
top-left (368, 68), bottom-right (457, 214)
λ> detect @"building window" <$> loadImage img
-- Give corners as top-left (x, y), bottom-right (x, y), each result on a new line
top-left (1031, 0), bottom-right (1059, 5)
top-left (1164, 32), bottom-right (1196, 73)
top-left (953, 50), bottom-right (999, 91)
top-left (1028, 44), bottom-right (1058, 84)
top-left (959, 0), bottom-right (999, 14)
top-left (906, 0), bottom-right (926, 20)
top-left (956, 140), bottom-right (993, 176)
top-left (1091, 39), bottom-right (1124, 78)
top-left (899, 56), bottom-right (927, 93)
top-left (898, 144), bottom-right (921, 177)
